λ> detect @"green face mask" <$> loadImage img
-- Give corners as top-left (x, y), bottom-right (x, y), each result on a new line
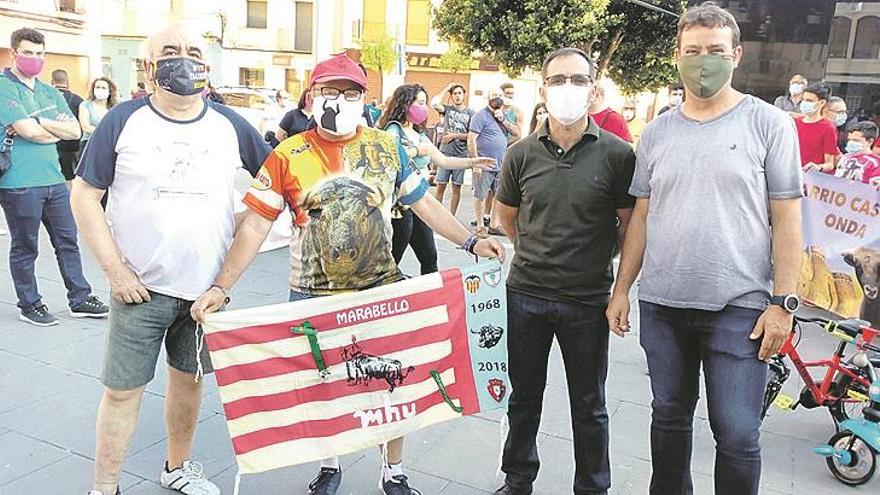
top-left (677, 54), bottom-right (735, 99)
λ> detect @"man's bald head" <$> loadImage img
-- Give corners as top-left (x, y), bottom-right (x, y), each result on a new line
top-left (144, 25), bottom-right (205, 63)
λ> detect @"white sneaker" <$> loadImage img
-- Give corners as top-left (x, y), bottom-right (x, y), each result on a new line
top-left (159, 460), bottom-right (220, 495)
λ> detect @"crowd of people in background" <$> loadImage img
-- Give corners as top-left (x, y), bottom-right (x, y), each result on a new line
top-left (771, 74), bottom-right (880, 186)
top-left (3, 2), bottom-right (880, 494)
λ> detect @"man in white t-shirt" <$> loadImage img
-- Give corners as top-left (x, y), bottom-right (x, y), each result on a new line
top-left (70, 25), bottom-right (271, 495)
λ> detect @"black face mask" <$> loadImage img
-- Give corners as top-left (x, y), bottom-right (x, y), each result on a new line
top-left (154, 57), bottom-right (207, 96)
top-left (488, 97), bottom-right (504, 110)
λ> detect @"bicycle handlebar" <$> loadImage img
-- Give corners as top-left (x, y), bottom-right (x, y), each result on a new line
top-left (793, 314), bottom-right (880, 350)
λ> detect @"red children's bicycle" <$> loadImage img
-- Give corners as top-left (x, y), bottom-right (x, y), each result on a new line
top-left (762, 313), bottom-right (880, 423)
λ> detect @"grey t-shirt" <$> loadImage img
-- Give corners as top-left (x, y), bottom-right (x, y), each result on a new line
top-left (630, 95), bottom-right (803, 311)
top-left (440, 104), bottom-right (473, 158)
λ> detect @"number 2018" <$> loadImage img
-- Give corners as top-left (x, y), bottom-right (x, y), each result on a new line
top-left (478, 361), bottom-right (507, 372)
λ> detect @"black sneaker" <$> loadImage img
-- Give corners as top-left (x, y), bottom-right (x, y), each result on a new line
top-left (494, 484), bottom-right (532, 495)
top-left (487, 226), bottom-right (504, 236)
top-left (383, 474), bottom-right (422, 495)
top-left (19, 305), bottom-right (59, 327)
top-left (308, 467), bottom-right (341, 495)
top-left (70, 295), bottom-right (110, 318)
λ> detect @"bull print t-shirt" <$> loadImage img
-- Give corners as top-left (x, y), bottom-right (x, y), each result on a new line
top-left (243, 126), bottom-right (428, 295)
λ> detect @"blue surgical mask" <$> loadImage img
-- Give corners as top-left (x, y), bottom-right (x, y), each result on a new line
top-left (834, 112), bottom-right (848, 127)
top-left (845, 140), bottom-right (865, 154)
top-left (800, 101), bottom-right (818, 115)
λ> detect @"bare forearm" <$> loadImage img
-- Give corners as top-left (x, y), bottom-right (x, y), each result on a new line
top-left (771, 202), bottom-right (803, 295)
top-left (435, 154), bottom-right (476, 170)
top-left (503, 120), bottom-right (520, 138)
top-left (612, 210), bottom-right (646, 297)
top-left (11, 119), bottom-right (59, 143)
top-left (213, 217), bottom-right (272, 289)
top-left (42, 119), bottom-right (81, 140)
top-left (467, 136), bottom-right (477, 158)
top-left (410, 195), bottom-right (470, 246)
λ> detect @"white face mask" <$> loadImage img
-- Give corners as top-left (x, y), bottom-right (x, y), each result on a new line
top-left (669, 95), bottom-right (683, 106)
top-left (789, 83), bottom-right (805, 96)
top-left (544, 84), bottom-right (590, 126)
top-left (800, 101), bottom-right (819, 115)
top-left (312, 96), bottom-right (364, 136)
top-left (94, 88), bottom-right (110, 100)
top-left (502, 97), bottom-right (514, 107)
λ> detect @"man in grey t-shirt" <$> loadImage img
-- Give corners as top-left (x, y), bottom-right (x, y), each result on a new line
top-left (431, 83), bottom-right (474, 215)
top-left (606, 4), bottom-right (803, 495)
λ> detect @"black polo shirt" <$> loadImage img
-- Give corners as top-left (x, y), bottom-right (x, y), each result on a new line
top-left (496, 118), bottom-right (636, 307)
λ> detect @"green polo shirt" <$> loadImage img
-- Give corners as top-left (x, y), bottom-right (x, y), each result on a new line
top-left (496, 118), bottom-right (636, 306)
top-left (0, 69), bottom-right (71, 188)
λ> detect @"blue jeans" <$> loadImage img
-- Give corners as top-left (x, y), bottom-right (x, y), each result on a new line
top-left (639, 301), bottom-right (766, 495)
top-left (501, 290), bottom-right (610, 494)
top-left (0, 184), bottom-right (91, 311)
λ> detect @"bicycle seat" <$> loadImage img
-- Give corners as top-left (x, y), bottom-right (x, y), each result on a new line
top-left (833, 319), bottom-right (868, 338)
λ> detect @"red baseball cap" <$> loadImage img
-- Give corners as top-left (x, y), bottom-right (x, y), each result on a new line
top-left (309, 53), bottom-right (368, 90)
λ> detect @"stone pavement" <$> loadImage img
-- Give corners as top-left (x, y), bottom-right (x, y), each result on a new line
top-left (0, 182), bottom-right (868, 494)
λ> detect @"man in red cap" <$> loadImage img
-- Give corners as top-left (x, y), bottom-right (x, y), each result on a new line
top-left (192, 53), bottom-right (505, 495)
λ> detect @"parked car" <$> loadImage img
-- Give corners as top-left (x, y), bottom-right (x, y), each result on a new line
top-left (214, 86), bottom-right (289, 138)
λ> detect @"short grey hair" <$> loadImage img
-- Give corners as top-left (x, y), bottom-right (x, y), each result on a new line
top-left (828, 96), bottom-right (845, 105)
top-left (540, 47), bottom-right (595, 80)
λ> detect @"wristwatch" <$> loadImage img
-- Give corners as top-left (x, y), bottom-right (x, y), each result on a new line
top-left (769, 294), bottom-right (800, 314)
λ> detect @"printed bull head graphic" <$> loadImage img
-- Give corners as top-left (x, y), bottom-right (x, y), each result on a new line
top-left (471, 324), bottom-right (504, 349)
top-left (299, 177), bottom-right (388, 277)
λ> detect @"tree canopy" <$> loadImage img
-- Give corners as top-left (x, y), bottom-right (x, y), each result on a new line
top-left (433, 0), bottom-right (685, 95)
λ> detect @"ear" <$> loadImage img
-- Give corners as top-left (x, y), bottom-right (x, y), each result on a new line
top-left (733, 45), bottom-right (743, 68)
top-left (143, 60), bottom-right (155, 81)
top-left (842, 249), bottom-right (857, 267)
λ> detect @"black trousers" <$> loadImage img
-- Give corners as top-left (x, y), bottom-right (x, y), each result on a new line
top-left (501, 290), bottom-right (611, 494)
top-left (391, 208), bottom-right (438, 275)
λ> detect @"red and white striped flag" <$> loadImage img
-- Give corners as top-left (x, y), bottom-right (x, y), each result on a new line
top-left (203, 262), bottom-right (508, 475)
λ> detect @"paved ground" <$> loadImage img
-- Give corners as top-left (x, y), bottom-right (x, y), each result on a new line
top-left (0, 181), bottom-right (871, 494)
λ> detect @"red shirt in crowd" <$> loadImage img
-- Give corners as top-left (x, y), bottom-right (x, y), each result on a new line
top-left (835, 152), bottom-right (880, 186)
top-left (590, 107), bottom-right (633, 143)
top-left (794, 116), bottom-right (840, 173)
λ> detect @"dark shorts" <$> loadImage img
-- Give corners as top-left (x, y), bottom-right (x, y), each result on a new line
top-left (101, 291), bottom-right (213, 391)
top-left (58, 149), bottom-right (78, 181)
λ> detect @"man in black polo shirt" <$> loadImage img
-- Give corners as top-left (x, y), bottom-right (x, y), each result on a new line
top-left (493, 47), bottom-right (636, 495)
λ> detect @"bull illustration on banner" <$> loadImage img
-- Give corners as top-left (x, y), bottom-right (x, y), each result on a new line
top-left (800, 172), bottom-right (880, 324)
top-left (202, 260), bottom-right (509, 481)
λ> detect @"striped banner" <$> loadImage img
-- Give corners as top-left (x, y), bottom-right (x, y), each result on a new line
top-left (203, 261), bottom-right (509, 475)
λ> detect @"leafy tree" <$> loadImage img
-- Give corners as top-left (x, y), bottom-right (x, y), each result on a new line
top-left (360, 33), bottom-right (399, 94)
top-left (438, 45), bottom-right (475, 74)
top-left (434, 0), bottom-right (685, 94)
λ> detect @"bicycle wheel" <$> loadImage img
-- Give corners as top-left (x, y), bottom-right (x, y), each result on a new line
top-left (825, 431), bottom-right (877, 486)
top-left (829, 371), bottom-right (872, 423)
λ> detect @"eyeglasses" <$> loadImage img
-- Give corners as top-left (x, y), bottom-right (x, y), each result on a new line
top-left (544, 74), bottom-right (592, 87)
top-left (316, 87), bottom-right (364, 101)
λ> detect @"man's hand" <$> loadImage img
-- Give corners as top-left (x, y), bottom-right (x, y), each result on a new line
top-left (191, 286), bottom-right (227, 323)
top-left (493, 109), bottom-right (505, 121)
top-left (473, 237), bottom-right (505, 261)
top-left (107, 264), bottom-right (151, 304)
top-left (54, 112), bottom-right (73, 123)
top-left (441, 133), bottom-right (456, 145)
top-left (473, 168), bottom-right (483, 181)
top-left (605, 292), bottom-right (631, 338)
top-left (750, 306), bottom-right (792, 360)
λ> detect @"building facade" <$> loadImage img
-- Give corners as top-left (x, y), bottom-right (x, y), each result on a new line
top-left (693, 0), bottom-right (880, 118)
top-left (0, 0), bottom-right (101, 95)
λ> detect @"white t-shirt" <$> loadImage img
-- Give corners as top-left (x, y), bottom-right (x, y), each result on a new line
top-left (77, 98), bottom-right (270, 300)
